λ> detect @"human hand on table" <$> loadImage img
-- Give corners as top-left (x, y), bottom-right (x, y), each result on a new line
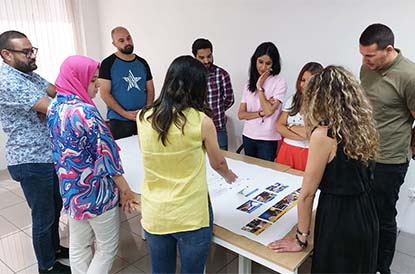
top-left (267, 237), bottom-right (304, 252)
top-left (224, 169), bottom-right (238, 184)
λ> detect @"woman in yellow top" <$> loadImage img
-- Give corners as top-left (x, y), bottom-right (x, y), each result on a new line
top-left (137, 55), bottom-right (237, 274)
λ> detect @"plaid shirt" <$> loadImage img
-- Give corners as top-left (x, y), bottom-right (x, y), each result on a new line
top-left (207, 64), bottom-right (234, 130)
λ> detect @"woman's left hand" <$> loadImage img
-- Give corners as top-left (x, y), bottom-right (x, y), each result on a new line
top-left (267, 237), bottom-right (304, 252)
top-left (120, 190), bottom-right (140, 213)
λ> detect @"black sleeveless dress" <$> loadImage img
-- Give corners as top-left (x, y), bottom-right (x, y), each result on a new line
top-left (311, 138), bottom-right (379, 273)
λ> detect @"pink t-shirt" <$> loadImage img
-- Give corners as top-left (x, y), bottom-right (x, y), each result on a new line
top-left (241, 74), bottom-right (287, 141)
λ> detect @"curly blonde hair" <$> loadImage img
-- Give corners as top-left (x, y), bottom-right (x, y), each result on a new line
top-left (303, 66), bottom-right (378, 162)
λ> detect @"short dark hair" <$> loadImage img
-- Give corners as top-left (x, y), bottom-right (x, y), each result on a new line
top-left (0, 30), bottom-right (27, 59)
top-left (359, 23), bottom-right (394, 50)
top-left (248, 42), bottom-right (281, 92)
top-left (192, 38), bottom-right (213, 56)
top-left (0, 30), bottom-right (27, 51)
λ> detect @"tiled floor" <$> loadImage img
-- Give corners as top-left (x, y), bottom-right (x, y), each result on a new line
top-left (1, 169), bottom-right (414, 274)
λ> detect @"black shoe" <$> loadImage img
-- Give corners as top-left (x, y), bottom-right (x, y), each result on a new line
top-left (56, 246), bottom-right (69, 259)
top-left (39, 261), bottom-right (71, 273)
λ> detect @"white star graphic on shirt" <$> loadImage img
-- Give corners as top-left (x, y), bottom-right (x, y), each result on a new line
top-left (123, 70), bottom-right (141, 91)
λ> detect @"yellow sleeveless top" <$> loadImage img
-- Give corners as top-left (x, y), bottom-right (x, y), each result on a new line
top-left (137, 108), bottom-right (209, 234)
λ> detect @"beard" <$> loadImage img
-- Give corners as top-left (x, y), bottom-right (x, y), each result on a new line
top-left (204, 62), bottom-right (212, 69)
top-left (205, 57), bottom-right (214, 69)
top-left (120, 45), bottom-right (134, 54)
top-left (15, 58), bottom-right (37, 73)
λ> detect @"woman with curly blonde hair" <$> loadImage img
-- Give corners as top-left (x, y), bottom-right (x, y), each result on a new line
top-left (268, 66), bottom-right (379, 274)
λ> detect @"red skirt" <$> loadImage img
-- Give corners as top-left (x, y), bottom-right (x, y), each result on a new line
top-left (275, 141), bottom-right (309, 171)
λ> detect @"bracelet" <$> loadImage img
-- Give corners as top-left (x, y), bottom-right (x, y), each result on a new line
top-left (295, 233), bottom-right (308, 249)
top-left (257, 87), bottom-right (265, 92)
top-left (258, 111), bottom-right (264, 118)
top-left (296, 227), bottom-right (310, 237)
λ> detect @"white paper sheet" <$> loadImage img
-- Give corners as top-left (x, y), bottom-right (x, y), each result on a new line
top-left (207, 158), bottom-right (314, 246)
top-left (116, 136), bottom-right (317, 246)
top-left (116, 136), bottom-right (143, 193)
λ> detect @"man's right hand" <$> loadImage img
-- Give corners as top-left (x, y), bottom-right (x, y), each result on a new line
top-left (123, 110), bottom-right (139, 121)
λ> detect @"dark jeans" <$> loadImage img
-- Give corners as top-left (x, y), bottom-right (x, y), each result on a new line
top-left (373, 162), bottom-right (409, 274)
top-left (8, 163), bottom-right (62, 270)
top-left (242, 135), bottom-right (278, 162)
top-left (216, 128), bottom-right (228, 151)
top-left (109, 119), bottom-right (137, 140)
top-left (144, 204), bottom-right (213, 274)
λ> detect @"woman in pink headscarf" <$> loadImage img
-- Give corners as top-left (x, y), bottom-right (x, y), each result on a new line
top-left (47, 55), bottom-right (139, 274)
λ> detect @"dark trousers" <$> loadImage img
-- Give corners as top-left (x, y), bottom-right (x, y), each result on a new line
top-left (216, 128), bottom-right (228, 151)
top-left (108, 119), bottom-right (137, 140)
top-left (242, 135), bottom-right (278, 162)
top-left (373, 162), bottom-right (409, 274)
top-left (8, 163), bottom-right (62, 270)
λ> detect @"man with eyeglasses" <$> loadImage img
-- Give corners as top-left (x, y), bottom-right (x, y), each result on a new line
top-left (0, 30), bottom-right (71, 274)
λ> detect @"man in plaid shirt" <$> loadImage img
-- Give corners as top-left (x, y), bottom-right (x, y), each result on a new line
top-left (192, 38), bottom-right (234, 150)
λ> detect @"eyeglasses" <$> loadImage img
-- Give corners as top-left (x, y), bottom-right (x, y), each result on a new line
top-left (5, 47), bottom-right (38, 58)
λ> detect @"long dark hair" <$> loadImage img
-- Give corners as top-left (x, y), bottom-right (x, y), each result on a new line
top-left (139, 55), bottom-right (212, 146)
top-left (289, 62), bottom-right (323, 115)
top-left (248, 42), bottom-right (281, 92)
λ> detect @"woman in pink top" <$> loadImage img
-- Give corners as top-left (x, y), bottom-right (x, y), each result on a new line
top-left (238, 42), bottom-right (287, 161)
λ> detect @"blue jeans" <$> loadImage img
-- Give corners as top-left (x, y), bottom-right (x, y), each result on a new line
top-left (372, 162), bottom-right (409, 274)
top-left (8, 163), bottom-right (63, 270)
top-left (144, 204), bottom-right (213, 274)
top-left (216, 128), bottom-right (228, 151)
top-left (242, 135), bottom-right (278, 162)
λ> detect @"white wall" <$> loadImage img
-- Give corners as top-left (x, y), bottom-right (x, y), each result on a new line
top-left (88, 0), bottom-right (415, 150)
top-left (78, 0), bottom-right (108, 116)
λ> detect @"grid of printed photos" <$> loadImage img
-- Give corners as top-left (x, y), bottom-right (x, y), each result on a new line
top-left (237, 182), bottom-right (301, 236)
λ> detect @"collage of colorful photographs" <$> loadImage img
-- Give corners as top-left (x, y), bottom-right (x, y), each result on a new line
top-left (240, 186), bottom-right (301, 236)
